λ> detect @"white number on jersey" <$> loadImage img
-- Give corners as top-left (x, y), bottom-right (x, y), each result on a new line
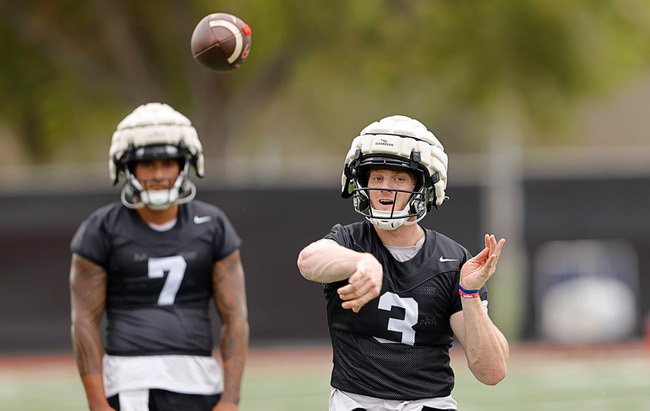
top-left (148, 256), bottom-right (187, 306)
top-left (374, 292), bottom-right (418, 346)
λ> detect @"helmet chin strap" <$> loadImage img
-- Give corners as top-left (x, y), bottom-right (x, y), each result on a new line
top-left (369, 217), bottom-right (405, 230)
top-left (140, 189), bottom-right (179, 210)
top-left (120, 168), bottom-right (196, 210)
top-left (368, 206), bottom-right (423, 231)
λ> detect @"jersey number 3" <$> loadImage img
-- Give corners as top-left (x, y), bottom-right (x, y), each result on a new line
top-left (375, 292), bottom-right (418, 346)
top-left (148, 256), bottom-right (187, 306)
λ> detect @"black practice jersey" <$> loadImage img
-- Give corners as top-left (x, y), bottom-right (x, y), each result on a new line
top-left (70, 200), bottom-right (241, 357)
top-left (323, 221), bottom-right (487, 400)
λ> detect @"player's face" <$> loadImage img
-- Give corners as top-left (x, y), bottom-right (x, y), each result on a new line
top-left (366, 168), bottom-right (416, 212)
top-left (133, 158), bottom-right (181, 190)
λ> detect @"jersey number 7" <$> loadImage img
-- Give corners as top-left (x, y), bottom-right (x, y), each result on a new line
top-left (148, 256), bottom-right (187, 306)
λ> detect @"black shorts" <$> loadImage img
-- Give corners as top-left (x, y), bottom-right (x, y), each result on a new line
top-left (107, 389), bottom-right (220, 411)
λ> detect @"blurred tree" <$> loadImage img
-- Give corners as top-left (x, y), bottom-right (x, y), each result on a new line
top-left (274, 0), bottom-right (650, 153)
top-left (0, 0), bottom-right (649, 164)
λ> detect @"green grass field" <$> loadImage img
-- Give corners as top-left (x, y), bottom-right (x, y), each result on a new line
top-left (1, 344), bottom-right (649, 411)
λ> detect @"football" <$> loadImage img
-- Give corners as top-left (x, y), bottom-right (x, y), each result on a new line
top-left (191, 13), bottom-right (252, 72)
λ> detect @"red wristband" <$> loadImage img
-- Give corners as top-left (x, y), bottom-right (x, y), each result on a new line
top-left (458, 284), bottom-right (480, 299)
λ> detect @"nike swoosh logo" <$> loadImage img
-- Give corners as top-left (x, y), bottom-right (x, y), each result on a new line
top-left (193, 215), bottom-right (212, 224)
top-left (439, 256), bottom-right (459, 262)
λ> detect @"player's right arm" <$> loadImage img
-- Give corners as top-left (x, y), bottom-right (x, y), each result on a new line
top-left (297, 239), bottom-right (382, 312)
top-left (69, 253), bottom-right (114, 411)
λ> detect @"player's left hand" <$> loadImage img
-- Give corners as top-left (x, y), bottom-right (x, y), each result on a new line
top-left (459, 234), bottom-right (505, 291)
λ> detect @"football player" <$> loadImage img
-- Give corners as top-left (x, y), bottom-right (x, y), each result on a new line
top-left (297, 115), bottom-right (509, 411)
top-left (70, 102), bottom-right (249, 411)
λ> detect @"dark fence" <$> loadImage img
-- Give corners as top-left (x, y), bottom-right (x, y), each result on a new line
top-left (0, 176), bottom-right (648, 353)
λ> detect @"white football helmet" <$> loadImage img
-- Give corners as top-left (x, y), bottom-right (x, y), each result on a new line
top-left (109, 102), bottom-right (205, 210)
top-left (341, 115), bottom-right (448, 230)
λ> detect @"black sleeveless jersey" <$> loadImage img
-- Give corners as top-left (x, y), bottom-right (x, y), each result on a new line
top-left (70, 200), bottom-right (241, 357)
top-left (323, 221), bottom-right (487, 400)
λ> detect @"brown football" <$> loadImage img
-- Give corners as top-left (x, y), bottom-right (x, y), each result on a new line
top-left (191, 13), bottom-right (252, 72)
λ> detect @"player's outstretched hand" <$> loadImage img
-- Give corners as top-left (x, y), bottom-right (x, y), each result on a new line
top-left (460, 234), bottom-right (505, 291)
top-left (337, 254), bottom-right (383, 313)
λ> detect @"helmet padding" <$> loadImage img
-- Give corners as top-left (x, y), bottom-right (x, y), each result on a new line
top-left (109, 102), bottom-right (204, 184)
